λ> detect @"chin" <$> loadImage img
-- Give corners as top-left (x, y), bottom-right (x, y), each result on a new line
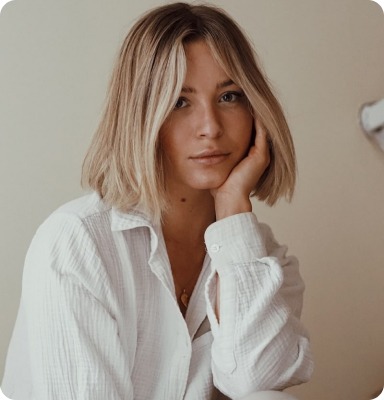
top-left (189, 173), bottom-right (229, 191)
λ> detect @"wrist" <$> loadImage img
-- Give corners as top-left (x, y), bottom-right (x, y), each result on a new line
top-left (214, 194), bottom-right (252, 220)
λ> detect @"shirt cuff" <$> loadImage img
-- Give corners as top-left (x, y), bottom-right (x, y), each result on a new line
top-left (204, 212), bottom-right (268, 275)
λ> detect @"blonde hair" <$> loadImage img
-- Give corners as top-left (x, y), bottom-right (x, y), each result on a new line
top-left (82, 2), bottom-right (296, 223)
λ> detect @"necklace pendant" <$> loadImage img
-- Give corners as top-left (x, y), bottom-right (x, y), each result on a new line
top-left (180, 289), bottom-right (189, 308)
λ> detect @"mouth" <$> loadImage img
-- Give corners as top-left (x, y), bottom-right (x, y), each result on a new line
top-left (189, 150), bottom-right (230, 165)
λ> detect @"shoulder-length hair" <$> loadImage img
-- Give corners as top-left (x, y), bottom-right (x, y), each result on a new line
top-left (82, 2), bottom-right (296, 224)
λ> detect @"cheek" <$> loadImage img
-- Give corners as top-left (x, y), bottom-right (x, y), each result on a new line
top-left (159, 131), bottom-right (184, 164)
top-left (159, 122), bottom-right (176, 157)
top-left (234, 112), bottom-right (254, 150)
top-left (159, 117), bottom-right (189, 157)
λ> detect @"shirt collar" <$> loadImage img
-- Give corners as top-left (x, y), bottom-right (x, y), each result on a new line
top-left (110, 207), bottom-right (155, 232)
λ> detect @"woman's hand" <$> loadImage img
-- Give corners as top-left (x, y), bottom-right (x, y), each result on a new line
top-left (211, 118), bottom-right (270, 220)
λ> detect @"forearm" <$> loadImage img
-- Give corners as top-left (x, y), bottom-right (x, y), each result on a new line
top-left (204, 214), bottom-right (313, 398)
top-left (213, 193), bottom-right (252, 320)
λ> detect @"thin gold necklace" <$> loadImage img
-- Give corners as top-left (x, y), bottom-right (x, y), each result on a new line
top-left (175, 263), bottom-right (203, 312)
top-left (180, 289), bottom-right (190, 309)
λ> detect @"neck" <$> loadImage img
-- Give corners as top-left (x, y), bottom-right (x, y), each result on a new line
top-left (161, 186), bottom-right (216, 317)
top-left (161, 187), bottom-right (216, 244)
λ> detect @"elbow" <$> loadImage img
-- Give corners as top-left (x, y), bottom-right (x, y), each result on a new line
top-left (212, 336), bottom-right (314, 400)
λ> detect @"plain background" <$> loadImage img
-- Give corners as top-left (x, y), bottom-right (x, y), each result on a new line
top-left (1, 1), bottom-right (383, 399)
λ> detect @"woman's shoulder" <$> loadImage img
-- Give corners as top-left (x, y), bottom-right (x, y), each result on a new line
top-left (25, 193), bottom-right (113, 275)
top-left (36, 192), bottom-right (111, 236)
top-left (53, 191), bottom-right (111, 221)
top-left (22, 193), bottom-right (121, 313)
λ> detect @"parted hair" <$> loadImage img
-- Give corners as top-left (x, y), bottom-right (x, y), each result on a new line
top-left (82, 2), bottom-right (297, 223)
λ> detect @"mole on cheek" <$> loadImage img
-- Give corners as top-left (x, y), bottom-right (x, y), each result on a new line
top-left (180, 198), bottom-right (186, 203)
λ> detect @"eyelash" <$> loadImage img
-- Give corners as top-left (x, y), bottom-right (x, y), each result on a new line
top-left (174, 97), bottom-right (188, 109)
top-left (174, 91), bottom-right (245, 110)
top-left (220, 91), bottom-right (244, 103)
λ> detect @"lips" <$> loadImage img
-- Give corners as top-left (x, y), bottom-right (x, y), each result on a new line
top-left (189, 150), bottom-right (230, 165)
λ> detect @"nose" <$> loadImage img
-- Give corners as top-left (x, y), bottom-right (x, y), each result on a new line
top-left (196, 104), bottom-right (223, 139)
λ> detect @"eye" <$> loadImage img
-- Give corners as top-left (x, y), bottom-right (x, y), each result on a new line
top-left (220, 91), bottom-right (245, 103)
top-left (174, 97), bottom-right (188, 109)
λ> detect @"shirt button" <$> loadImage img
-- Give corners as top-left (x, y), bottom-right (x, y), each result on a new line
top-left (210, 244), bottom-right (221, 253)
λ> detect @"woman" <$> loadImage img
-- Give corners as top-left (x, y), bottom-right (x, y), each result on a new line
top-left (2, 3), bottom-right (313, 400)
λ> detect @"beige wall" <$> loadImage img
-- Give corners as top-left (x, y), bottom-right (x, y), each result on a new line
top-left (1, 1), bottom-right (383, 399)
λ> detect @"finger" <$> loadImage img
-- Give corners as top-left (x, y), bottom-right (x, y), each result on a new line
top-left (254, 117), bottom-right (266, 144)
top-left (253, 118), bottom-right (271, 165)
top-left (253, 118), bottom-right (269, 149)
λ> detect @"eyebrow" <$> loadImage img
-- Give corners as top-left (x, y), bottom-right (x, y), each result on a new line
top-left (181, 79), bottom-right (237, 93)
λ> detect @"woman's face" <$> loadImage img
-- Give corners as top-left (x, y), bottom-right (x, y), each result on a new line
top-left (160, 40), bottom-right (253, 194)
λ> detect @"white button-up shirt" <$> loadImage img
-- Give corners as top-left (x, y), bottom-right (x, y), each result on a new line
top-left (2, 193), bottom-right (313, 400)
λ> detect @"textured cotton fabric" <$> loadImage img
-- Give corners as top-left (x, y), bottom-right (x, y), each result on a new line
top-left (2, 193), bottom-right (313, 400)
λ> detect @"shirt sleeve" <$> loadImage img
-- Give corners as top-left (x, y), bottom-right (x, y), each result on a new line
top-left (4, 213), bottom-right (133, 400)
top-left (204, 212), bottom-right (314, 399)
